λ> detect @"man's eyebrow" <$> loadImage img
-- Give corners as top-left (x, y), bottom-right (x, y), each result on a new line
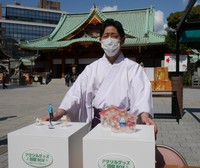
top-left (103, 32), bottom-right (119, 35)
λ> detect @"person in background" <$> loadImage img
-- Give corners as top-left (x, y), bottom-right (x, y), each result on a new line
top-left (45, 72), bottom-right (52, 84)
top-left (64, 73), bottom-right (71, 87)
top-left (41, 18), bottom-right (158, 136)
top-left (2, 72), bottom-right (8, 89)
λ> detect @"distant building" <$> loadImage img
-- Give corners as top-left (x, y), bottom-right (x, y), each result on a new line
top-left (0, 2), bottom-right (66, 60)
top-left (38, 0), bottom-right (60, 10)
top-left (0, 1), bottom-right (66, 78)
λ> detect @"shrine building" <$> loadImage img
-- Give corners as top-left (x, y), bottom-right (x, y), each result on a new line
top-left (19, 5), bottom-right (166, 78)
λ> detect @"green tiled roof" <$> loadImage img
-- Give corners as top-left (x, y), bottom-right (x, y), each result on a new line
top-left (20, 37), bottom-right (99, 50)
top-left (19, 5), bottom-right (165, 50)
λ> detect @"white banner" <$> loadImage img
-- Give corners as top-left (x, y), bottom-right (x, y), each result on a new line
top-left (164, 53), bottom-right (188, 72)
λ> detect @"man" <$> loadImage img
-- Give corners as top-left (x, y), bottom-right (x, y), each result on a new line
top-left (64, 73), bottom-right (71, 87)
top-left (2, 72), bottom-right (8, 89)
top-left (42, 19), bottom-right (158, 135)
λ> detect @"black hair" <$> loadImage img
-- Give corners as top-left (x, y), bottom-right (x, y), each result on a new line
top-left (100, 19), bottom-right (125, 38)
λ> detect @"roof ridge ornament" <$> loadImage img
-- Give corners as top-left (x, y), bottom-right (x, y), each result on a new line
top-left (91, 3), bottom-right (99, 12)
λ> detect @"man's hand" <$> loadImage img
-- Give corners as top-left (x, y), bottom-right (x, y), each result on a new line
top-left (137, 112), bottom-right (158, 139)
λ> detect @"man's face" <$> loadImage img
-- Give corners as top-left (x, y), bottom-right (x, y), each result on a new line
top-left (100, 25), bottom-right (125, 61)
top-left (101, 26), bottom-right (121, 40)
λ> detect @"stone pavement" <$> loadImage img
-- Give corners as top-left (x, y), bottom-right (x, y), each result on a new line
top-left (0, 80), bottom-right (200, 167)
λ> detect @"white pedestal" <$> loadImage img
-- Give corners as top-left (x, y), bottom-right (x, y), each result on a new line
top-left (83, 124), bottom-right (155, 168)
top-left (8, 122), bottom-right (89, 168)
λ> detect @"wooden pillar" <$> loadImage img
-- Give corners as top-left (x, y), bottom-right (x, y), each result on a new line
top-left (48, 56), bottom-right (53, 73)
top-left (61, 56), bottom-right (65, 78)
top-left (172, 76), bottom-right (183, 119)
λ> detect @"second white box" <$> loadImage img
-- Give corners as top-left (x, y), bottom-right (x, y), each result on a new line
top-left (83, 124), bottom-right (155, 168)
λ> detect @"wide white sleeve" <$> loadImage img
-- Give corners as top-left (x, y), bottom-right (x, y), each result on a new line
top-left (59, 71), bottom-right (88, 122)
top-left (129, 65), bottom-right (154, 117)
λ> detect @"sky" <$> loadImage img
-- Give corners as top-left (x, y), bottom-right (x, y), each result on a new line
top-left (1, 0), bottom-right (200, 34)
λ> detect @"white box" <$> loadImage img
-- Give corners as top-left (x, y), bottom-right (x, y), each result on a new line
top-left (8, 122), bottom-right (89, 168)
top-left (144, 67), bottom-right (155, 81)
top-left (83, 124), bottom-right (155, 168)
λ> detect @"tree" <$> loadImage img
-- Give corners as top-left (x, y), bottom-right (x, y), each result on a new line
top-left (167, 5), bottom-right (200, 29)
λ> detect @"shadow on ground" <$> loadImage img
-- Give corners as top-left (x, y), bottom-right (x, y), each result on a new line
top-left (0, 136), bottom-right (8, 155)
top-left (184, 108), bottom-right (200, 123)
top-left (0, 84), bottom-right (38, 90)
top-left (0, 115), bottom-right (17, 121)
top-left (0, 137), bottom-right (7, 146)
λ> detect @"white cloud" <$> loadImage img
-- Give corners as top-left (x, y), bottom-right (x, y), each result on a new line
top-left (194, 2), bottom-right (199, 6)
top-left (182, 0), bottom-right (189, 5)
top-left (100, 7), bottom-right (169, 35)
top-left (101, 5), bottom-right (118, 12)
top-left (154, 10), bottom-right (167, 34)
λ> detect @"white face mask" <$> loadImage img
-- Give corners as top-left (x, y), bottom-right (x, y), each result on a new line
top-left (101, 38), bottom-right (120, 57)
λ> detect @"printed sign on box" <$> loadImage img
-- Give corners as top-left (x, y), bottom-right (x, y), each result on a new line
top-left (164, 53), bottom-right (188, 72)
top-left (98, 154), bottom-right (135, 168)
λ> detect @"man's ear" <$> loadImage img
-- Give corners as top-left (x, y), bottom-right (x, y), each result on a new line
top-left (121, 37), bottom-right (125, 45)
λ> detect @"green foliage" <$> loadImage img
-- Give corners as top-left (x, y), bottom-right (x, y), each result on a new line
top-left (183, 63), bottom-right (196, 86)
top-left (167, 5), bottom-right (200, 29)
top-left (183, 70), bottom-right (192, 86)
top-left (164, 29), bottom-right (188, 53)
top-left (188, 5), bottom-right (200, 20)
top-left (165, 30), bottom-right (176, 52)
top-left (167, 11), bottom-right (184, 29)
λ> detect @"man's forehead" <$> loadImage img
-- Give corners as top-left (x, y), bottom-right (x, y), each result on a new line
top-left (103, 29), bottom-right (119, 34)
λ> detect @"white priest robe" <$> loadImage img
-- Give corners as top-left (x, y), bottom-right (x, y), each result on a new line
top-left (59, 53), bottom-right (154, 123)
